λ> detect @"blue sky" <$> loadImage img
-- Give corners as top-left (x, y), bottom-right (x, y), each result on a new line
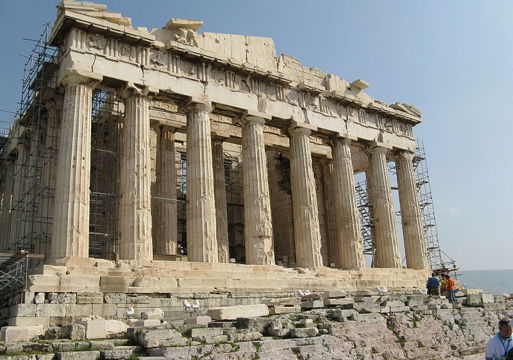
top-left (1, 1), bottom-right (511, 270)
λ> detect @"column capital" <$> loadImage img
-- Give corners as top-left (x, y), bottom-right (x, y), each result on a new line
top-left (289, 126), bottom-right (312, 137)
top-left (397, 150), bottom-right (415, 161)
top-left (159, 124), bottom-right (176, 133)
top-left (119, 82), bottom-right (158, 99)
top-left (183, 97), bottom-right (213, 113)
top-left (370, 144), bottom-right (389, 155)
top-left (239, 115), bottom-right (266, 126)
top-left (242, 110), bottom-right (271, 122)
top-left (59, 69), bottom-right (102, 88)
top-left (328, 136), bottom-right (353, 148)
top-left (211, 136), bottom-right (227, 145)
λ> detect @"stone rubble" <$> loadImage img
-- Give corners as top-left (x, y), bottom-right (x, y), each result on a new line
top-left (0, 292), bottom-right (509, 359)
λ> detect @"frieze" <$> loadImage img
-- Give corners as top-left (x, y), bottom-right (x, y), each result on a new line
top-left (170, 55), bottom-right (180, 74)
top-left (194, 62), bottom-right (207, 82)
top-left (225, 70), bottom-right (236, 89)
top-left (150, 51), bottom-right (167, 69)
top-left (66, 28), bottom-right (415, 139)
top-left (86, 33), bottom-right (106, 51)
top-left (318, 96), bottom-right (330, 115)
top-left (297, 90), bottom-right (313, 110)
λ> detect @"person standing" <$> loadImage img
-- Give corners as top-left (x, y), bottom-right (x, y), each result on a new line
top-left (445, 274), bottom-right (456, 303)
top-left (426, 273), bottom-right (440, 296)
top-left (485, 318), bottom-right (513, 360)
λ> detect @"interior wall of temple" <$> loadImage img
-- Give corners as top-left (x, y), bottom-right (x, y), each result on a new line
top-left (267, 151), bottom-right (294, 265)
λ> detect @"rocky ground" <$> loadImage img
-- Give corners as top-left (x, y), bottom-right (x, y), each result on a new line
top-left (0, 291), bottom-right (510, 359)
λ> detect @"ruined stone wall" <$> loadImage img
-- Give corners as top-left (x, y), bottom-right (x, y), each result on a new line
top-left (0, 290), bottom-right (510, 359)
top-left (267, 151), bottom-right (295, 265)
top-left (313, 158), bottom-right (330, 265)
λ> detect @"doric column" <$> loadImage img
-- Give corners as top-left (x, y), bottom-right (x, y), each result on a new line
top-left (212, 138), bottom-right (229, 263)
top-left (396, 151), bottom-right (429, 269)
top-left (241, 116), bottom-right (274, 265)
top-left (0, 159), bottom-right (15, 251)
top-left (9, 144), bottom-right (26, 251)
top-left (153, 126), bottom-right (178, 256)
top-left (289, 127), bottom-right (323, 267)
top-left (367, 145), bottom-right (401, 268)
top-left (331, 138), bottom-right (365, 269)
top-left (118, 91), bottom-right (153, 261)
top-left (51, 77), bottom-right (97, 259)
top-left (185, 101), bottom-right (218, 263)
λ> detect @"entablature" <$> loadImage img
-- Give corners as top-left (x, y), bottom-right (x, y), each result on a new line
top-left (50, 2), bottom-right (419, 153)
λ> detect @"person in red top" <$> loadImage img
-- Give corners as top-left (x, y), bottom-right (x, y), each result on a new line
top-left (445, 274), bottom-right (456, 303)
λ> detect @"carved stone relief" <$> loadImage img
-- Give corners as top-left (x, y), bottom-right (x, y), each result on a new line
top-left (173, 28), bottom-right (198, 47)
top-left (86, 33), bottom-right (106, 51)
top-left (67, 27), bottom-right (415, 140)
top-left (150, 51), bottom-right (167, 69)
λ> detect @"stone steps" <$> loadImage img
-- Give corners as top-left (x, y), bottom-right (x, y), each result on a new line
top-left (28, 263), bottom-right (427, 294)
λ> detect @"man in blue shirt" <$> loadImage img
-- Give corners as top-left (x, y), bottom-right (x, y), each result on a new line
top-left (426, 273), bottom-right (440, 296)
top-left (486, 318), bottom-right (513, 360)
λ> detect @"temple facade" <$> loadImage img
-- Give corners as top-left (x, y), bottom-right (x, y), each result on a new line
top-left (0, 1), bottom-right (432, 312)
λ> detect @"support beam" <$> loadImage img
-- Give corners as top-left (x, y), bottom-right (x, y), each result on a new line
top-left (289, 127), bottom-right (323, 268)
top-left (396, 151), bottom-right (429, 270)
top-left (185, 101), bottom-right (218, 263)
top-left (241, 116), bottom-right (274, 265)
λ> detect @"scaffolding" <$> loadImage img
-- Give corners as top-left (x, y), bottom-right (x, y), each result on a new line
top-left (89, 89), bottom-right (122, 259)
top-left (0, 24), bottom-right (58, 292)
top-left (0, 24), bottom-right (58, 257)
top-left (355, 140), bottom-right (457, 272)
top-left (413, 139), bottom-right (457, 273)
top-left (355, 181), bottom-right (373, 255)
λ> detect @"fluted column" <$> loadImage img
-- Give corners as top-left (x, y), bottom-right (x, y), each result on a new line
top-left (396, 151), bottom-right (429, 269)
top-left (9, 145), bottom-right (26, 251)
top-left (0, 160), bottom-right (15, 251)
top-left (241, 116), bottom-right (275, 265)
top-left (51, 78), bottom-right (97, 259)
top-left (368, 145), bottom-right (401, 268)
top-left (331, 138), bottom-right (365, 269)
top-left (153, 126), bottom-right (178, 255)
top-left (289, 127), bottom-right (323, 267)
top-left (212, 138), bottom-right (230, 263)
top-left (186, 102), bottom-right (218, 263)
top-left (119, 92), bottom-right (153, 261)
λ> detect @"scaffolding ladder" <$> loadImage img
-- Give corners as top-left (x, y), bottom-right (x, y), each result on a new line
top-left (355, 139), bottom-right (457, 272)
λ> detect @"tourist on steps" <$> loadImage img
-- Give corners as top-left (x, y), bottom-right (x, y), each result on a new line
top-left (445, 274), bottom-right (456, 303)
top-left (485, 318), bottom-right (513, 360)
top-left (426, 273), bottom-right (440, 296)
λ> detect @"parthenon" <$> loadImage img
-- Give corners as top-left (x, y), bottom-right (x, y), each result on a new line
top-left (0, 1), bottom-right (434, 327)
